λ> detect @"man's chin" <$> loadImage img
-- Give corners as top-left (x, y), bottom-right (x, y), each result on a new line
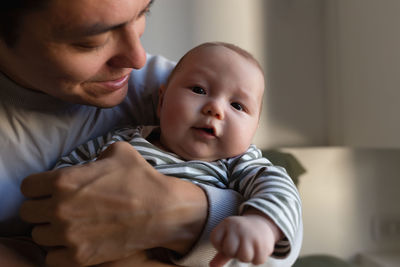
top-left (85, 88), bottom-right (128, 108)
top-left (90, 97), bottom-right (126, 108)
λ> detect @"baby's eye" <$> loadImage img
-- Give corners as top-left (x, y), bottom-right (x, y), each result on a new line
top-left (191, 86), bottom-right (206, 95)
top-left (231, 102), bottom-right (244, 111)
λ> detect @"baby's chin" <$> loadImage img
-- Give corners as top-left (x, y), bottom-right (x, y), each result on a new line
top-left (164, 139), bottom-right (248, 162)
top-left (181, 155), bottom-right (219, 162)
top-left (180, 151), bottom-right (245, 162)
top-left (177, 150), bottom-right (217, 162)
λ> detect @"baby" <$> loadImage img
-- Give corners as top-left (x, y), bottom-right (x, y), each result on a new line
top-left (57, 42), bottom-right (301, 266)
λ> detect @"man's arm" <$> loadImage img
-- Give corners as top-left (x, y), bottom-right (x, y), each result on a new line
top-left (20, 141), bottom-right (207, 267)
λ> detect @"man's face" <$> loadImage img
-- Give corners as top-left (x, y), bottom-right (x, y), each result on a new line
top-left (157, 45), bottom-right (265, 161)
top-left (0, 0), bottom-right (152, 107)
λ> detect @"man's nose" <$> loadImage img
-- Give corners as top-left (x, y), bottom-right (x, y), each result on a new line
top-left (202, 101), bottom-right (224, 120)
top-left (107, 25), bottom-right (147, 69)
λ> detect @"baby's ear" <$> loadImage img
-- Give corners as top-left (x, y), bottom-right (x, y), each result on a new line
top-left (157, 84), bottom-right (166, 118)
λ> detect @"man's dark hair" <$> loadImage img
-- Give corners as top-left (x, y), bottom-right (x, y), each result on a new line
top-left (1, 1), bottom-right (50, 47)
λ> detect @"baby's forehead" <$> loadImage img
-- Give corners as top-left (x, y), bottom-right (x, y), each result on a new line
top-left (170, 43), bottom-right (265, 96)
top-left (179, 45), bottom-right (264, 78)
top-left (191, 43), bottom-right (263, 70)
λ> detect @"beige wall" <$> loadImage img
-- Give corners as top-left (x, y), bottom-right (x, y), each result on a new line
top-left (263, 0), bottom-right (326, 148)
top-left (325, 0), bottom-right (400, 148)
top-left (142, 0), bottom-right (265, 64)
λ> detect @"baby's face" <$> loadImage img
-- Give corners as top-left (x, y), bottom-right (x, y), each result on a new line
top-left (157, 45), bottom-right (264, 161)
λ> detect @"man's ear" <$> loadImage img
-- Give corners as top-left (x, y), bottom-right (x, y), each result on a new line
top-left (157, 84), bottom-right (166, 118)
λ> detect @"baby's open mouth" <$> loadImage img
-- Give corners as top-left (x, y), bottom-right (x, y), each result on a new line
top-left (195, 127), bottom-right (216, 136)
top-left (202, 128), bottom-right (214, 135)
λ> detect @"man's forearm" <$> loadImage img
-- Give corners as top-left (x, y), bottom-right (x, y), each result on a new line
top-left (170, 185), bottom-right (244, 267)
top-left (156, 177), bottom-right (208, 255)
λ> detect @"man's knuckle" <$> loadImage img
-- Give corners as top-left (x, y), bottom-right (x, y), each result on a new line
top-left (53, 202), bottom-right (69, 221)
top-left (53, 172), bottom-right (73, 192)
top-left (126, 196), bottom-right (141, 211)
top-left (72, 243), bottom-right (94, 266)
top-left (63, 226), bottom-right (81, 246)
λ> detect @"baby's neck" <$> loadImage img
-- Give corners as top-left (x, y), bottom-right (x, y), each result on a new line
top-left (145, 127), bottom-right (173, 153)
top-left (151, 138), bottom-right (169, 152)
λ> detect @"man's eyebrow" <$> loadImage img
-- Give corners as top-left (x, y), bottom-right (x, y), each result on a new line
top-left (63, 0), bottom-right (155, 37)
top-left (78, 22), bottom-right (125, 37)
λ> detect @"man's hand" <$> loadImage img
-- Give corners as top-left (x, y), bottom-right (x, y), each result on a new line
top-left (20, 142), bottom-right (207, 267)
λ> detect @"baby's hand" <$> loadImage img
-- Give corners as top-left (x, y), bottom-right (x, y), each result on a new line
top-left (210, 212), bottom-right (279, 267)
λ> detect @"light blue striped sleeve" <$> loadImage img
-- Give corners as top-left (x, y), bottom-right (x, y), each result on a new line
top-left (54, 127), bottom-right (140, 169)
top-left (227, 145), bottom-right (302, 258)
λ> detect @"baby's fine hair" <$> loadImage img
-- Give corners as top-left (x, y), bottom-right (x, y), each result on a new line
top-left (167, 41), bottom-right (264, 85)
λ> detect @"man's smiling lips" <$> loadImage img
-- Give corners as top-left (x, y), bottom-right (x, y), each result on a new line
top-left (95, 73), bottom-right (130, 91)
